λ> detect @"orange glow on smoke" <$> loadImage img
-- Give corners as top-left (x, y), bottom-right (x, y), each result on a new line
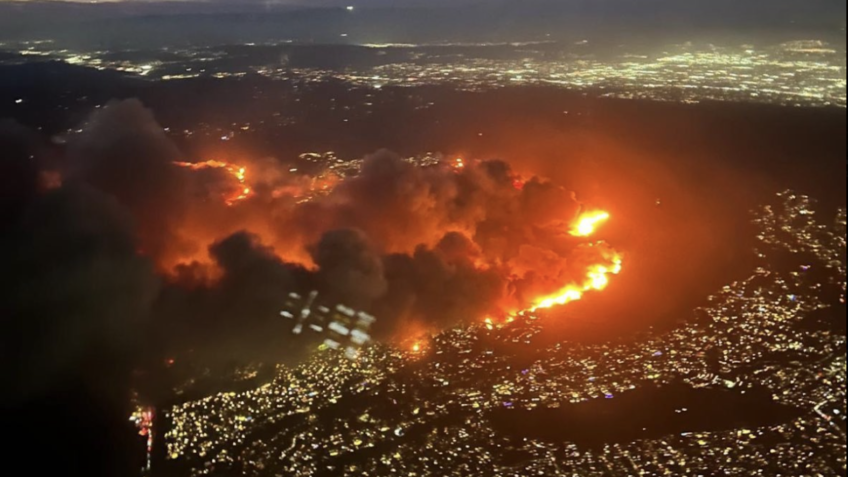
top-left (166, 155), bottom-right (622, 326)
top-left (173, 160), bottom-right (253, 206)
top-left (520, 209), bottom-right (622, 314)
top-left (571, 211), bottom-right (611, 237)
top-left (38, 170), bottom-right (63, 191)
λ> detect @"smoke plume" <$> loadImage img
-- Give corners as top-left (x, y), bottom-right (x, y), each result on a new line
top-left (1, 118), bottom-right (159, 476)
top-left (5, 99), bottom-right (619, 366)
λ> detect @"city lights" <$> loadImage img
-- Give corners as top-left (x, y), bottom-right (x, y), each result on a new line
top-left (163, 191), bottom-right (846, 477)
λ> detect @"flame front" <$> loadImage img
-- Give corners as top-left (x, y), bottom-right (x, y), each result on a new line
top-left (524, 209), bottom-right (622, 314)
top-left (530, 254), bottom-right (623, 312)
top-left (173, 160), bottom-right (253, 206)
top-left (571, 211), bottom-right (611, 237)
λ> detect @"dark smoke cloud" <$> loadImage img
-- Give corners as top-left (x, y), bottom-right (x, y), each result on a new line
top-left (1, 95), bottom-right (626, 475)
top-left (155, 232), bottom-right (316, 367)
top-left (375, 234), bottom-right (508, 334)
top-left (289, 149), bottom-right (508, 254)
top-left (266, 150), bottom-right (599, 333)
top-left (141, 143), bottom-right (603, 354)
top-left (311, 229), bottom-right (388, 308)
top-left (2, 186), bottom-right (159, 400)
top-left (0, 119), bottom-right (43, 223)
top-left (66, 99), bottom-right (193, 266)
top-left (1, 125), bottom-right (159, 476)
top-left (288, 150), bottom-right (582, 261)
top-left (4, 98), bottom-right (613, 385)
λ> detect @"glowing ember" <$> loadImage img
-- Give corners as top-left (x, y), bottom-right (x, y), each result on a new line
top-left (512, 178), bottom-right (526, 190)
top-left (412, 343), bottom-right (422, 353)
top-left (173, 160), bottom-right (253, 206)
top-left (571, 211), bottom-right (611, 237)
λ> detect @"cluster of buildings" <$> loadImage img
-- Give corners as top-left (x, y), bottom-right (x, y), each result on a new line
top-left (336, 41), bottom-right (846, 107)
top-left (287, 152), bottom-right (446, 204)
top-left (3, 40), bottom-right (845, 108)
top-left (162, 191), bottom-right (846, 476)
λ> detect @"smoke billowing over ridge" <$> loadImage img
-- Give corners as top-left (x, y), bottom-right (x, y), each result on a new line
top-left (3, 99), bottom-right (622, 367)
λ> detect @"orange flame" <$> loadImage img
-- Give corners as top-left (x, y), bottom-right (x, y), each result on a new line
top-left (530, 254), bottom-right (623, 312)
top-left (571, 211), bottom-right (611, 237)
top-left (173, 160), bottom-right (253, 206)
top-left (525, 209), bottom-right (622, 314)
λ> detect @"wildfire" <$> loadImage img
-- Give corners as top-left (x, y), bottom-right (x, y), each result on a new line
top-left (524, 209), bottom-right (622, 314)
top-left (530, 253), bottom-right (623, 312)
top-left (571, 211), bottom-right (611, 237)
top-left (451, 158), bottom-right (466, 171)
top-left (409, 340), bottom-right (430, 357)
top-left (173, 160), bottom-right (253, 206)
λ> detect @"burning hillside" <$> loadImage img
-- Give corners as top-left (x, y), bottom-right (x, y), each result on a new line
top-left (168, 150), bottom-right (624, 332)
top-left (6, 99), bottom-right (626, 363)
